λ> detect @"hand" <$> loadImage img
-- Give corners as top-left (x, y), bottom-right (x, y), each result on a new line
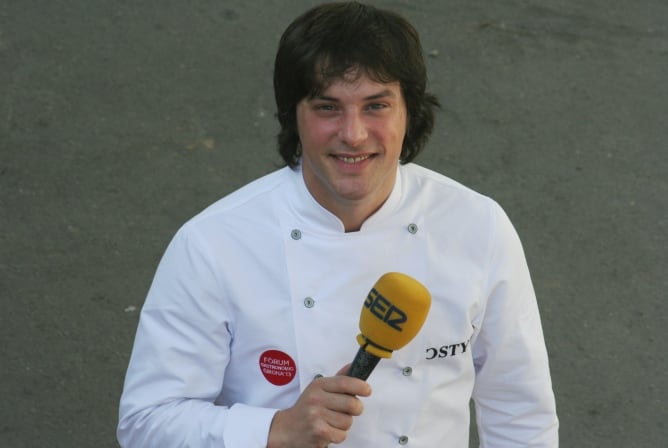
top-left (267, 364), bottom-right (372, 448)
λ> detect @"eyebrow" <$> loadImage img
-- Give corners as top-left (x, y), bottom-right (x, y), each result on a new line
top-left (311, 89), bottom-right (397, 102)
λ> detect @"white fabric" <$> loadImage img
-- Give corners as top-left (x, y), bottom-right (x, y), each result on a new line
top-left (118, 163), bottom-right (558, 447)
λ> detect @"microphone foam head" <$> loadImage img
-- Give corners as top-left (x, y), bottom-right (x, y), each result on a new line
top-left (357, 272), bottom-right (431, 359)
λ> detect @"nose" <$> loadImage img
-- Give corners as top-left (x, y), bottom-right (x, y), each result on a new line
top-left (338, 111), bottom-right (368, 147)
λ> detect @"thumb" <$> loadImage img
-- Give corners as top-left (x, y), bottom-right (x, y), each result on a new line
top-left (335, 363), bottom-right (352, 376)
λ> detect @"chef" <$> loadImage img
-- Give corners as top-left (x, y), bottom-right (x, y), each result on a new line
top-left (117, 2), bottom-right (559, 447)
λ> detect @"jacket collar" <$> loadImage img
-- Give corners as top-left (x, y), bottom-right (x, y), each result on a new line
top-left (286, 163), bottom-right (404, 233)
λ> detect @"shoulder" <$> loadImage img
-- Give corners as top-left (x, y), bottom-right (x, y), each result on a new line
top-left (198, 167), bottom-right (292, 216)
top-left (401, 163), bottom-right (501, 216)
top-left (179, 166), bottom-right (295, 235)
top-left (402, 164), bottom-right (525, 270)
top-left (401, 163), bottom-right (516, 249)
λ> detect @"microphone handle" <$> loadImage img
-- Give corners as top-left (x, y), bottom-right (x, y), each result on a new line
top-left (348, 347), bottom-right (381, 380)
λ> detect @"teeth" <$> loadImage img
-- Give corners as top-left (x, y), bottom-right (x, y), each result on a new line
top-left (339, 155), bottom-right (370, 164)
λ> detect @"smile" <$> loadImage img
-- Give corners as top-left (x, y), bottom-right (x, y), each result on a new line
top-left (337, 155), bottom-right (371, 164)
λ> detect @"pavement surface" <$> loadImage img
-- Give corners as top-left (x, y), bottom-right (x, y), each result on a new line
top-left (1, 1), bottom-right (666, 446)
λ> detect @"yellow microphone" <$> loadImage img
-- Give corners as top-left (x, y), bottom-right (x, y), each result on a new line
top-left (348, 272), bottom-right (431, 380)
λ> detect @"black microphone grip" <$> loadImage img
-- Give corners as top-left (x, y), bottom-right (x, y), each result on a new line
top-left (347, 347), bottom-right (381, 380)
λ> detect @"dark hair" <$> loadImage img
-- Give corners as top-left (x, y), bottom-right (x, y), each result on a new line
top-left (273, 1), bottom-right (440, 167)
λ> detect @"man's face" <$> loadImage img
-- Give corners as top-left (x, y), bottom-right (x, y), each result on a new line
top-left (296, 71), bottom-right (407, 221)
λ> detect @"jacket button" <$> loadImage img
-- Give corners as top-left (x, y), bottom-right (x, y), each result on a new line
top-left (291, 229), bottom-right (302, 240)
top-left (402, 366), bottom-right (413, 376)
top-left (407, 223), bottom-right (418, 234)
top-left (303, 297), bottom-right (315, 308)
top-left (398, 435), bottom-right (409, 445)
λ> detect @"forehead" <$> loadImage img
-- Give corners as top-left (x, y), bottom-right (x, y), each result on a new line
top-left (311, 68), bottom-right (403, 100)
top-left (311, 61), bottom-right (394, 89)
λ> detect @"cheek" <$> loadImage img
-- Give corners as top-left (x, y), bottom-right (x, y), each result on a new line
top-left (298, 125), bottom-right (318, 151)
top-left (295, 104), bottom-right (318, 143)
top-left (300, 120), bottom-right (337, 148)
top-left (378, 120), bottom-right (407, 148)
top-left (379, 110), bottom-right (407, 140)
top-left (295, 107), bottom-right (308, 142)
top-left (396, 118), bottom-right (409, 149)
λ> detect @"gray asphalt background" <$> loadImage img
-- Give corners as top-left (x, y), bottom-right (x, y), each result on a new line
top-left (1, 1), bottom-right (666, 446)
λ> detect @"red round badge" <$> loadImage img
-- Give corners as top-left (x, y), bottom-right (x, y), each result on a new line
top-left (259, 350), bottom-right (297, 386)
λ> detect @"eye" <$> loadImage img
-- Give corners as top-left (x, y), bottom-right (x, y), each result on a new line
top-left (314, 103), bottom-right (337, 112)
top-left (366, 103), bottom-right (388, 111)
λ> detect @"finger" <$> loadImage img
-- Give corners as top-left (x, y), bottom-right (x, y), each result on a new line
top-left (300, 378), bottom-right (363, 413)
top-left (335, 363), bottom-right (352, 376)
top-left (321, 374), bottom-right (372, 398)
top-left (324, 392), bottom-right (365, 417)
top-left (328, 425), bottom-right (351, 445)
top-left (321, 407), bottom-right (355, 431)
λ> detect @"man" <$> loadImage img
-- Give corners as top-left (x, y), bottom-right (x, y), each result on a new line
top-left (118, 2), bottom-right (559, 447)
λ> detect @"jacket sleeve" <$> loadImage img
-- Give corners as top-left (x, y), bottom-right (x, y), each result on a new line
top-left (117, 224), bottom-right (278, 447)
top-left (471, 202), bottom-right (559, 447)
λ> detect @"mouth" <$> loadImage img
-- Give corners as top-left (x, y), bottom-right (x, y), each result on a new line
top-left (335, 154), bottom-right (374, 164)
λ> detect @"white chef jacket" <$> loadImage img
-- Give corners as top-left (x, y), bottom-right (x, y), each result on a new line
top-left (118, 163), bottom-right (558, 447)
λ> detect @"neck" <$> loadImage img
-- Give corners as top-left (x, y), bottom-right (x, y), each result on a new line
top-left (336, 201), bottom-right (386, 232)
top-left (311, 183), bottom-right (393, 232)
top-left (299, 163), bottom-right (398, 232)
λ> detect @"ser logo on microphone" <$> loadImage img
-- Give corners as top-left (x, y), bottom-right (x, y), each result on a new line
top-left (364, 288), bottom-right (407, 331)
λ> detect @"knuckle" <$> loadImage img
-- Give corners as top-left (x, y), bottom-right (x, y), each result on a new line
top-left (330, 430), bottom-right (348, 444)
top-left (341, 414), bottom-right (354, 430)
top-left (312, 421), bottom-right (330, 440)
top-left (351, 400), bottom-right (364, 416)
top-left (344, 396), bottom-right (363, 416)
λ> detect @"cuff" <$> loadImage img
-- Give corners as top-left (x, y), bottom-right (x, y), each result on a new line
top-left (223, 403), bottom-right (279, 448)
